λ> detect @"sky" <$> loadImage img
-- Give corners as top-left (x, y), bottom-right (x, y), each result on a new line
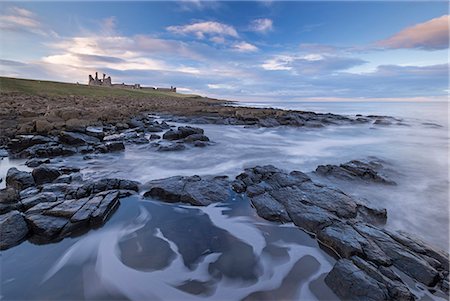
top-left (0, 1), bottom-right (448, 102)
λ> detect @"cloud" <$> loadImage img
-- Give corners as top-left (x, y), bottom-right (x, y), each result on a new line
top-left (261, 54), bottom-right (366, 74)
top-left (233, 41), bottom-right (258, 52)
top-left (249, 18), bottom-right (273, 33)
top-left (166, 21), bottom-right (238, 39)
top-left (0, 6), bottom-right (56, 37)
top-left (377, 15), bottom-right (449, 50)
top-left (176, 0), bottom-right (222, 11)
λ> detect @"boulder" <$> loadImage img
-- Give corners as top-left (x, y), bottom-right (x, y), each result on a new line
top-left (59, 131), bottom-right (100, 146)
top-left (0, 188), bottom-right (20, 214)
top-left (6, 168), bottom-right (35, 191)
top-left (0, 210), bottom-right (29, 250)
top-left (163, 126), bottom-right (204, 140)
top-left (35, 119), bottom-right (54, 133)
top-left (32, 166), bottom-right (61, 185)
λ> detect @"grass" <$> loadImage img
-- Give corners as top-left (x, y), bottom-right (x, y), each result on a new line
top-left (0, 77), bottom-right (198, 99)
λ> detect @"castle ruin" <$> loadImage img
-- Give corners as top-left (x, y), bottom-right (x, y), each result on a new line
top-left (88, 72), bottom-right (176, 92)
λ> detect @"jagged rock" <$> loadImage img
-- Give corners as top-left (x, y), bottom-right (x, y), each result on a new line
top-left (20, 192), bottom-right (58, 210)
top-left (232, 165), bottom-right (448, 297)
top-left (163, 126), bottom-right (204, 140)
top-left (316, 159), bottom-right (396, 185)
top-left (59, 131), bottom-right (100, 146)
top-left (324, 258), bottom-right (414, 301)
top-left (6, 168), bottom-right (35, 191)
top-left (144, 175), bottom-right (230, 206)
top-left (14, 142), bottom-right (76, 159)
top-left (25, 158), bottom-right (51, 168)
top-left (0, 188), bottom-right (20, 214)
top-left (26, 214), bottom-right (69, 239)
top-left (32, 166), bottom-right (61, 185)
top-left (0, 210), bottom-right (29, 250)
top-left (7, 135), bottom-right (54, 154)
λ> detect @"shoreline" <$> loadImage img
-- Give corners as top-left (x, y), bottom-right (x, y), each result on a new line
top-left (1, 77), bottom-right (448, 300)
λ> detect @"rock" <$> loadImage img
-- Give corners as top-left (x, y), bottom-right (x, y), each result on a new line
top-left (0, 210), bottom-right (29, 250)
top-left (193, 141), bottom-right (208, 147)
top-left (6, 168), bottom-right (35, 191)
top-left (183, 134), bottom-right (210, 143)
top-left (26, 214), bottom-right (68, 239)
top-left (149, 134), bottom-right (161, 140)
top-left (104, 141), bottom-right (125, 152)
top-left (7, 135), bottom-right (54, 153)
top-left (35, 119), bottom-right (54, 133)
top-left (0, 188), bottom-right (20, 213)
top-left (59, 131), bottom-right (100, 146)
top-left (325, 259), bottom-right (410, 301)
top-left (157, 143), bottom-right (186, 152)
top-left (163, 126), bottom-right (204, 140)
top-left (232, 165), bottom-right (448, 296)
top-left (316, 159), bottom-right (396, 185)
top-left (144, 175), bottom-right (230, 206)
top-left (20, 192), bottom-right (58, 210)
top-left (65, 118), bottom-right (89, 131)
top-left (14, 142), bottom-right (76, 159)
top-left (25, 158), bottom-right (50, 168)
top-left (32, 166), bottom-right (61, 185)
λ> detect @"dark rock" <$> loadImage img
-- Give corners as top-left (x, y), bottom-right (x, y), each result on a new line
top-left (324, 259), bottom-right (413, 301)
top-left (316, 159), bottom-right (396, 185)
top-left (149, 134), bottom-right (161, 140)
top-left (6, 168), bottom-right (35, 191)
top-left (163, 126), bottom-right (204, 140)
top-left (193, 141), bottom-right (208, 147)
top-left (105, 141), bottom-right (125, 152)
top-left (183, 134), bottom-right (210, 143)
top-left (20, 192), bottom-right (58, 210)
top-left (59, 131), bottom-right (100, 146)
top-left (232, 165), bottom-right (448, 296)
top-left (0, 188), bottom-right (20, 214)
top-left (144, 175), bottom-right (230, 206)
top-left (26, 214), bottom-right (68, 239)
top-left (7, 135), bottom-right (54, 153)
top-left (0, 210), bottom-right (29, 250)
top-left (32, 166), bottom-right (61, 185)
top-left (25, 158), bottom-right (50, 168)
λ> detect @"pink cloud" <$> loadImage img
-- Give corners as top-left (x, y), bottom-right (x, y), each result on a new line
top-left (377, 15), bottom-right (449, 50)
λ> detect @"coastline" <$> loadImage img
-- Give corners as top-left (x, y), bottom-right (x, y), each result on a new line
top-left (0, 77), bottom-right (448, 300)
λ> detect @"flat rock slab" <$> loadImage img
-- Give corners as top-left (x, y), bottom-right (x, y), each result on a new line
top-left (144, 175), bottom-right (230, 206)
top-left (315, 159), bottom-right (396, 185)
top-left (1, 165), bottom-right (140, 248)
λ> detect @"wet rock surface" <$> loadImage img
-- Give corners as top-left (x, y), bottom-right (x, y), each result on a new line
top-left (167, 110), bottom-right (401, 129)
top-left (315, 158), bottom-right (396, 185)
top-left (234, 165), bottom-right (449, 300)
top-left (143, 164), bottom-right (448, 300)
top-left (0, 166), bottom-right (140, 249)
top-left (144, 175), bottom-right (230, 206)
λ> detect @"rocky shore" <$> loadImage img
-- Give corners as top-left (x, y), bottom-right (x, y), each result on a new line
top-left (0, 81), bottom-right (447, 300)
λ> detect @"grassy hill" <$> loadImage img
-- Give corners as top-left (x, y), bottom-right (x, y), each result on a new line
top-left (0, 77), bottom-right (197, 99)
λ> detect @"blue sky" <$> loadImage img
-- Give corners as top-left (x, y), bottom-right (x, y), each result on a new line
top-left (0, 1), bottom-right (448, 101)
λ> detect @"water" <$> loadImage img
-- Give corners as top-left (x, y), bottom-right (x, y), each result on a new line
top-left (1, 101), bottom-right (448, 300)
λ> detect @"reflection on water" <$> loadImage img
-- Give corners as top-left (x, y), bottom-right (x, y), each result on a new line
top-left (1, 195), bottom-right (339, 300)
top-left (1, 101), bottom-right (448, 300)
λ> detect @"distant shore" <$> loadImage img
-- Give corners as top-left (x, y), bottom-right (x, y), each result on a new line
top-left (0, 77), bottom-right (396, 145)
